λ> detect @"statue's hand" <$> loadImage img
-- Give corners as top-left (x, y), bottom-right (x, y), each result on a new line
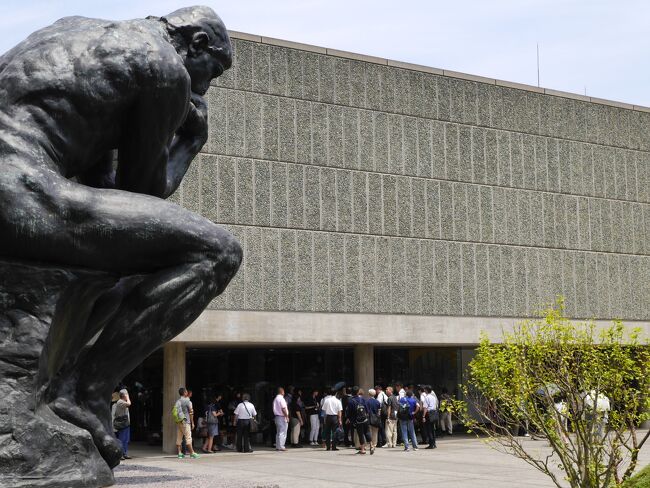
top-left (178, 93), bottom-right (208, 144)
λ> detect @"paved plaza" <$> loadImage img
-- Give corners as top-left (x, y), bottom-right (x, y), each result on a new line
top-left (114, 433), bottom-right (649, 488)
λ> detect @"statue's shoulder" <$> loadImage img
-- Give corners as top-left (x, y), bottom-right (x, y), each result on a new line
top-left (0, 16), bottom-right (189, 99)
top-left (101, 19), bottom-right (189, 88)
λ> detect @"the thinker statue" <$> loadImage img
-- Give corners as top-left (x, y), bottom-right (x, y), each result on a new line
top-left (0, 6), bottom-right (241, 487)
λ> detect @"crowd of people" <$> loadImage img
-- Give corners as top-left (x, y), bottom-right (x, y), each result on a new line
top-left (157, 383), bottom-right (455, 459)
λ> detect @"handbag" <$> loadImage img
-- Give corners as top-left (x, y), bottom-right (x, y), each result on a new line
top-left (369, 411), bottom-right (381, 427)
top-left (113, 414), bottom-right (129, 431)
top-left (334, 426), bottom-right (344, 443)
top-left (243, 402), bottom-right (258, 432)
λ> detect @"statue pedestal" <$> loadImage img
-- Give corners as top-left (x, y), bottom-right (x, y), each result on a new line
top-left (0, 260), bottom-right (116, 487)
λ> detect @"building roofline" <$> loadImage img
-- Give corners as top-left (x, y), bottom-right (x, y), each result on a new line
top-left (228, 30), bottom-right (649, 113)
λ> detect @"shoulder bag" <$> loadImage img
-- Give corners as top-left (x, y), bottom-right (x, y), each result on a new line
top-left (243, 402), bottom-right (258, 432)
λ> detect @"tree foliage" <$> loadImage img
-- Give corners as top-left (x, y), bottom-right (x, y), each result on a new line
top-left (455, 298), bottom-right (650, 488)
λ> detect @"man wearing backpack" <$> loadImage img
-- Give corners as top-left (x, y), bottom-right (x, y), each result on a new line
top-left (174, 387), bottom-right (199, 459)
top-left (345, 386), bottom-right (373, 455)
top-left (398, 389), bottom-right (420, 451)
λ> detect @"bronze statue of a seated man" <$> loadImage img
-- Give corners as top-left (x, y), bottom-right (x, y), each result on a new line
top-left (0, 5), bottom-right (241, 473)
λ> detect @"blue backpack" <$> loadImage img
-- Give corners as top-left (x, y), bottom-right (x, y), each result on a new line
top-left (398, 399), bottom-right (411, 420)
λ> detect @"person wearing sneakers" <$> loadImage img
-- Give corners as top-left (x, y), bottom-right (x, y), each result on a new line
top-left (398, 389), bottom-right (420, 452)
top-left (273, 387), bottom-right (290, 452)
top-left (321, 388), bottom-right (343, 451)
top-left (305, 389), bottom-right (321, 446)
top-left (346, 386), bottom-right (373, 455)
top-left (175, 387), bottom-right (199, 459)
top-left (422, 385), bottom-right (439, 449)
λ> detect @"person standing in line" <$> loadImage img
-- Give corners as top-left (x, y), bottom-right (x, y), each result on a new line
top-left (384, 386), bottom-right (399, 448)
top-left (439, 387), bottom-right (454, 435)
top-left (113, 389), bottom-right (131, 460)
top-left (375, 385), bottom-right (388, 447)
top-left (339, 387), bottom-right (352, 447)
top-left (418, 386), bottom-right (429, 446)
top-left (305, 389), bottom-right (321, 446)
top-left (175, 387), bottom-right (199, 459)
top-left (297, 390), bottom-right (307, 444)
top-left (346, 386), bottom-right (373, 455)
top-left (182, 389), bottom-right (195, 454)
top-left (233, 393), bottom-right (257, 453)
top-left (289, 392), bottom-right (304, 448)
top-left (394, 383), bottom-right (406, 445)
top-left (398, 389), bottom-right (420, 451)
top-left (423, 385), bottom-right (439, 449)
top-left (321, 388), bottom-right (343, 451)
top-left (224, 391), bottom-right (241, 450)
top-left (285, 386), bottom-right (295, 409)
top-left (273, 387), bottom-right (289, 452)
top-left (202, 392), bottom-right (224, 453)
top-left (367, 389), bottom-right (381, 452)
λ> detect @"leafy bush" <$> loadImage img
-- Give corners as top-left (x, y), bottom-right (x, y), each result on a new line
top-left (455, 298), bottom-right (650, 488)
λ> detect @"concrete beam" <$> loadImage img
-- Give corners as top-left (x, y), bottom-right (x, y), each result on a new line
top-left (170, 310), bottom-right (650, 346)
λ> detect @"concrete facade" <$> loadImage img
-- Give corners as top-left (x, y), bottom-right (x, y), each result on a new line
top-left (154, 32), bottom-right (650, 452)
top-left (168, 32), bottom-right (650, 327)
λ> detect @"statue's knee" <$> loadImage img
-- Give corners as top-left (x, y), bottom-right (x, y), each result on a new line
top-left (220, 234), bottom-right (243, 276)
top-left (204, 232), bottom-right (242, 285)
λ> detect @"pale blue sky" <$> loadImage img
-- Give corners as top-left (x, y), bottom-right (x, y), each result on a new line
top-left (2, 1), bottom-right (649, 106)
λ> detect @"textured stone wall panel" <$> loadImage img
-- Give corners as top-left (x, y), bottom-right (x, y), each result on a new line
top-left (201, 39), bottom-right (650, 321)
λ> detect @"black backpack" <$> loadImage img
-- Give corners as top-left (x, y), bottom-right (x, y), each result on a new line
top-left (398, 401), bottom-right (411, 421)
top-left (380, 397), bottom-right (389, 418)
top-left (355, 401), bottom-right (369, 425)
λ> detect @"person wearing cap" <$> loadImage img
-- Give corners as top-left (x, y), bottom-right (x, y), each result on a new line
top-left (398, 389), bottom-right (420, 451)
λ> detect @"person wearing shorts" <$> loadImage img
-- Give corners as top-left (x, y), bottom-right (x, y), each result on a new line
top-left (175, 387), bottom-right (199, 459)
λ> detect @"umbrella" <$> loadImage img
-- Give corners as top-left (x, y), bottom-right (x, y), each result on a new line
top-left (535, 383), bottom-right (561, 397)
top-left (584, 391), bottom-right (610, 412)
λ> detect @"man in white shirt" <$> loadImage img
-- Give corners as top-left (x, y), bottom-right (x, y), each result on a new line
top-left (423, 385), bottom-right (439, 449)
top-left (321, 388), bottom-right (343, 451)
top-left (375, 385), bottom-right (388, 447)
top-left (233, 394), bottom-right (257, 453)
top-left (272, 387), bottom-right (289, 451)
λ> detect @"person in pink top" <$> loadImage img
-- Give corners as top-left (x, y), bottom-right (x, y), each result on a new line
top-left (273, 387), bottom-right (290, 451)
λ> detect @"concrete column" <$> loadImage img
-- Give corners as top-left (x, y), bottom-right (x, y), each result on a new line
top-left (162, 342), bottom-right (186, 454)
top-left (354, 344), bottom-right (374, 393)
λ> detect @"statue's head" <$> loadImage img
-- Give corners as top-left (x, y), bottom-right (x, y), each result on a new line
top-left (162, 5), bottom-right (232, 95)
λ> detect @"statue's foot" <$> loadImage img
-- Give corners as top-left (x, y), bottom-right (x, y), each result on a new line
top-left (50, 397), bottom-right (123, 468)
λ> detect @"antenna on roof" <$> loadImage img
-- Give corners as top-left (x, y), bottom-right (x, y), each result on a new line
top-left (536, 43), bottom-right (540, 87)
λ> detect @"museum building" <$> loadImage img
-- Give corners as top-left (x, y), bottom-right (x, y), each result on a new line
top-left (123, 32), bottom-right (650, 451)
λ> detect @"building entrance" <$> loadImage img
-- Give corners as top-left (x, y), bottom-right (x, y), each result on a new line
top-left (121, 346), bottom-right (354, 444)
